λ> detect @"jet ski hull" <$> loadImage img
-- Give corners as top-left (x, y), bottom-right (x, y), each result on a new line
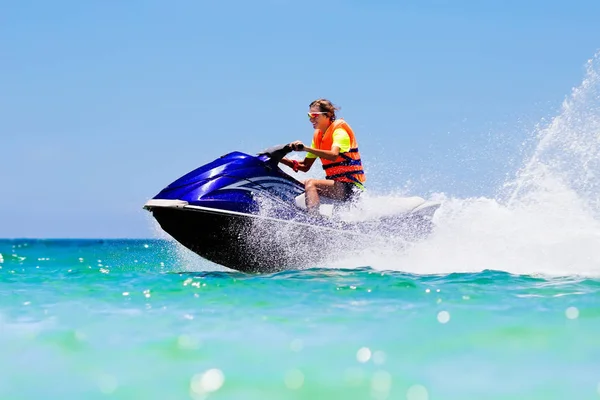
top-left (148, 204), bottom-right (391, 273)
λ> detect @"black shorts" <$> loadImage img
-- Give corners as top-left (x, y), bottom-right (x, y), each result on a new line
top-left (340, 182), bottom-right (362, 201)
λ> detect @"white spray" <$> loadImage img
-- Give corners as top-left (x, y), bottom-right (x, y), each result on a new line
top-left (338, 52), bottom-right (600, 277)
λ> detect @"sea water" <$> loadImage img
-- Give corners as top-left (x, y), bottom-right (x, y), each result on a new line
top-left (2, 53), bottom-right (600, 399)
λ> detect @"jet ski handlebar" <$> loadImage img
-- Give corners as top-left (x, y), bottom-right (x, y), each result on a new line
top-left (257, 143), bottom-right (304, 164)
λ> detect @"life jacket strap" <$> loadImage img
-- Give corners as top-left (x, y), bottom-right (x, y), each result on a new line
top-left (322, 159), bottom-right (363, 170)
top-left (326, 170), bottom-right (365, 181)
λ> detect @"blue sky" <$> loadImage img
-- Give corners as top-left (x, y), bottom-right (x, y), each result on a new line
top-left (2, 0), bottom-right (599, 238)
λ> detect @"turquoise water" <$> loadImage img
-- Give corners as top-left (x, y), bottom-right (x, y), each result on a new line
top-left (1, 238), bottom-right (600, 399)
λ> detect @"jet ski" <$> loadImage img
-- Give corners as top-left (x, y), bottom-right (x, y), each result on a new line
top-left (143, 144), bottom-right (441, 273)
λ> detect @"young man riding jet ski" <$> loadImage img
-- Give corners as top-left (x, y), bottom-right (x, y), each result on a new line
top-left (280, 99), bottom-right (366, 215)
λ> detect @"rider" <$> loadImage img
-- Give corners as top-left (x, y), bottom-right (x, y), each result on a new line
top-left (280, 99), bottom-right (366, 214)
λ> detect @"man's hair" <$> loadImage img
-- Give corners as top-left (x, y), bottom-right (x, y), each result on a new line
top-left (309, 99), bottom-right (340, 121)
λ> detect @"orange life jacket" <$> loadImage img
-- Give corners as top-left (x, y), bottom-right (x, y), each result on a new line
top-left (312, 119), bottom-right (366, 185)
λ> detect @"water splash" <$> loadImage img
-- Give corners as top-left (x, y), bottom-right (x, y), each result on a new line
top-left (505, 52), bottom-right (600, 211)
top-left (345, 52), bottom-right (600, 277)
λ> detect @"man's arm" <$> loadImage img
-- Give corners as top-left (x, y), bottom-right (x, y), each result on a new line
top-left (281, 156), bottom-right (317, 172)
top-left (303, 128), bottom-right (349, 161)
top-left (303, 146), bottom-right (340, 161)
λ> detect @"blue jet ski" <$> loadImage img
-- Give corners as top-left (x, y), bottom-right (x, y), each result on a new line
top-left (143, 144), bottom-right (441, 273)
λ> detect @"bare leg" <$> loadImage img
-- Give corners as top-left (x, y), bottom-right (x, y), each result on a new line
top-left (304, 179), bottom-right (346, 214)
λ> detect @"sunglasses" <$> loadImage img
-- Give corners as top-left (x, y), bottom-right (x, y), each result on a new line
top-left (307, 112), bottom-right (327, 120)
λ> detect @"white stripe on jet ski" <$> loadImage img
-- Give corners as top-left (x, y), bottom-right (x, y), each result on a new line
top-left (179, 204), bottom-right (394, 241)
top-left (219, 176), bottom-right (304, 194)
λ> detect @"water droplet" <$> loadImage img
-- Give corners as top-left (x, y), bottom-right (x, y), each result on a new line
top-left (284, 369), bottom-right (304, 390)
top-left (371, 370), bottom-right (392, 395)
top-left (406, 384), bottom-right (429, 400)
top-left (75, 330), bottom-right (86, 341)
top-left (23, 301), bottom-right (31, 306)
top-left (437, 311), bottom-right (450, 324)
top-left (356, 347), bottom-right (371, 363)
top-left (184, 314), bottom-right (194, 320)
top-left (97, 373), bottom-right (118, 394)
top-left (344, 367), bottom-right (364, 386)
top-left (122, 292), bottom-right (130, 296)
top-left (462, 295), bottom-right (470, 300)
top-left (565, 306), bottom-right (579, 319)
top-left (350, 285), bottom-right (357, 290)
top-left (178, 334), bottom-right (201, 350)
top-left (144, 244), bottom-right (149, 248)
top-left (190, 368), bottom-right (224, 394)
top-left (290, 339), bottom-right (303, 352)
top-left (436, 289), bottom-right (440, 293)
top-left (373, 351), bottom-right (386, 365)
top-left (425, 289), bottom-right (430, 293)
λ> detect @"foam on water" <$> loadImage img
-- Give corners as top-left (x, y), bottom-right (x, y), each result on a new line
top-left (341, 52), bottom-right (600, 277)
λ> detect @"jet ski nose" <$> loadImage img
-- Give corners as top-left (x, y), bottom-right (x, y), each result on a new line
top-left (143, 199), bottom-right (189, 210)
